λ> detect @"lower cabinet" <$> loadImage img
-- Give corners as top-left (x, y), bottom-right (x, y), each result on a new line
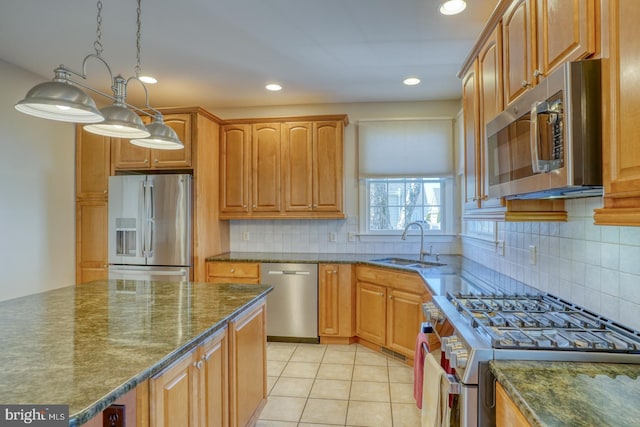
top-left (496, 381), bottom-right (531, 427)
top-left (229, 302), bottom-right (267, 427)
top-left (206, 261), bottom-right (261, 284)
top-left (149, 299), bottom-right (266, 427)
top-left (318, 263), bottom-right (355, 342)
top-left (150, 328), bottom-right (228, 427)
top-left (355, 266), bottom-right (431, 360)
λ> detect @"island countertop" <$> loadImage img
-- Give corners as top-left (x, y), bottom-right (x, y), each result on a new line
top-left (0, 280), bottom-right (271, 426)
top-left (490, 360), bottom-right (640, 427)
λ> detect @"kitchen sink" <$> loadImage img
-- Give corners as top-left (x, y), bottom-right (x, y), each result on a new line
top-left (371, 257), bottom-right (445, 269)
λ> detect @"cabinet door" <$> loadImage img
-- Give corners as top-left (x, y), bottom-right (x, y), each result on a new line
top-left (356, 281), bottom-right (386, 346)
top-left (536, 0), bottom-right (596, 78)
top-left (252, 123), bottom-right (281, 213)
top-left (313, 121), bottom-right (344, 213)
top-left (386, 289), bottom-right (425, 358)
top-left (462, 63), bottom-right (481, 211)
top-left (594, 0), bottom-right (640, 225)
top-left (152, 113), bottom-right (193, 169)
top-left (220, 124), bottom-right (250, 215)
top-left (496, 382), bottom-right (531, 427)
top-left (76, 200), bottom-right (108, 284)
top-left (76, 128), bottom-right (110, 199)
top-left (200, 329), bottom-right (228, 427)
top-left (150, 352), bottom-right (198, 427)
top-left (283, 122), bottom-right (314, 212)
top-left (229, 302), bottom-right (267, 427)
top-left (113, 139), bottom-right (151, 169)
top-left (503, 0), bottom-right (534, 105)
top-left (478, 27), bottom-right (505, 210)
top-left (319, 264), bottom-right (354, 338)
top-left (206, 261), bottom-right (260, 284)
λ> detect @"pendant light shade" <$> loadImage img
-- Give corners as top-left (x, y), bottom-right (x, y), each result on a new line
top-left (83, 74), bottom-right (150, 138)
top-left (130, 114), bottom-right (184, 150)
top-left (84, 103), bottom-right (150, 138)
top-left (15, 68), bottom-right (104, 123)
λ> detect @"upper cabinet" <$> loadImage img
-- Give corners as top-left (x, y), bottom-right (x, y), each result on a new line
top-left (220, 115), bottom-right (348, 219)
top-left (112, 113), bottom-right (193, 170)
top-left (594, 0), bottom-right (640, 226)
top-left (503, 0), bottom-right (597, 105)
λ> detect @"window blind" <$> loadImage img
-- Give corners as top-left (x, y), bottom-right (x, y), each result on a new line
top-left (358, 118), bottom-right (454, 178)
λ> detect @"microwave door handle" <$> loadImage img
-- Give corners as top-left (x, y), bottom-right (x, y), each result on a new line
top-left (530, 100), bottom-right (547, 174)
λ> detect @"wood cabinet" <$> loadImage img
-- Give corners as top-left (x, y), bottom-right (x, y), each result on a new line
top-left (502, 0), bottom-right (597, 106)
top-left (75, 128), bottom-right (111, 283)
top-left (219, 115), bottom-right (347, 219)
top-left (150, 328), bottom-right (228, 427)
top-left (594, 0), bottom-right (640, 226)
top-left (228, 302), bottom-right (267, 427)
top-left (206, 261), bottom-right (261, 284)
top-left (282, 121), bottom-right (344, 215)
top-left (112, 113), bottom-right (193, 170)
top-left (318, 264), bottom-right (355, 343)
top-left (355, 266), bottom-right (432, 360)
top-left (462, 61), bottom-right (481, 212)
top-left (496, 381), bottom-right (531, 427)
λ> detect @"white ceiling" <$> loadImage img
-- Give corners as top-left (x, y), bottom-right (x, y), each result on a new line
top-left (0, 0), bottom-right (498, 110)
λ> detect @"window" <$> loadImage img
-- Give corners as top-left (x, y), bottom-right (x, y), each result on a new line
top-left (361, 177), bottom-right (453, 235)
top-left (357, 118), bottom-right (455, 236)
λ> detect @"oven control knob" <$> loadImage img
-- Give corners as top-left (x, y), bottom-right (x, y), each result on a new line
top-left (423, 302), bottom-right (442, 322)
top-left (445, 342), bottom-right (463, 358)
top-left (451, 349), bottom-right (468, 369)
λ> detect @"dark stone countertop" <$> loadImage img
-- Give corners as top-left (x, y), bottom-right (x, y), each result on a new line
top-left (0, 280), bottom-right (271, 426)
top-left (490, 360), bottom-right (640, 427)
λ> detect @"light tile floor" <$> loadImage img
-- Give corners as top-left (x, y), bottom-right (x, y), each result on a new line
top-left (256, 342), bottom-right (421, 427)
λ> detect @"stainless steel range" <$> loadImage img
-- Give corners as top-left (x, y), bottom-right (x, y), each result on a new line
top-left (423, 291), bottom-right (640, 426)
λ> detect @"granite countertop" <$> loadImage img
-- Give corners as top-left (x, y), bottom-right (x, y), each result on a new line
top-left (0, 280), bottom-right (271, 426)
top-left (490, 360), bottom-right (640, 427)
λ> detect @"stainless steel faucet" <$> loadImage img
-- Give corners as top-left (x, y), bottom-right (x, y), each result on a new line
top-left (401, 221), bottom-right (433, 262)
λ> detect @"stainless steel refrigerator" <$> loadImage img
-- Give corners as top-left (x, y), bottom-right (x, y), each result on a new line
top-left (108, 174), bottom-right (192, 281)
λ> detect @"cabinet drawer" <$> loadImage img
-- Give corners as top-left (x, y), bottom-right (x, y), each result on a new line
top-left (356, 265), bottom-right (426, 294)
top-left (207, 262), bottom-right (260, 279)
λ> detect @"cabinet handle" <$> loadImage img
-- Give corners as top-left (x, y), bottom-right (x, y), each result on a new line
top-left (521, 80), bottom-right (531, 88)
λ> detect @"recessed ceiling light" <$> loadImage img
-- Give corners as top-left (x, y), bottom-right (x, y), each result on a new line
top-left (403, 77), bottom-right (421, 86)
top-left (138, 75), bottom-right (158, 84)
top-left (266, 83), bottom-right (282, 91)
top-left (439, 0), bottom-right (467, 15)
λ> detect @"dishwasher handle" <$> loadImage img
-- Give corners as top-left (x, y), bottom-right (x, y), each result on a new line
top-left (267, 270), bottom-right (311, 276)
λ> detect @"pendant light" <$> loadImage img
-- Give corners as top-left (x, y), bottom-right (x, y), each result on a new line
top-left (14, 0), bottom-right (174, 143)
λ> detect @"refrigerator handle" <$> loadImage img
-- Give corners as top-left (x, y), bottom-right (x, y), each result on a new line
top-left (148, 182), bottom-right (154, 257)
top-left (140, 179), bottom-right (147, 257)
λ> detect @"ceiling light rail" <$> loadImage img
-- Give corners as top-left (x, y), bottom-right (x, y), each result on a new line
top-left (14, 0), bottom-right (182, 150)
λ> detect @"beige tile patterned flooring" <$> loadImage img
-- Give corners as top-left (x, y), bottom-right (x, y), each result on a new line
top-left (256, 342), bottom-right (421, 427)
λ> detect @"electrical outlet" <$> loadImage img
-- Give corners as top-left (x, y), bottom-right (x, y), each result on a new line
top-left (348, 232), bottom-right (356, 242)
top-left (529, 245), bottom-right (537, 265)
top-left (103, 404), bottom-right (125, 427)
top-left (329, 232), bottom-right (337, 242)
top-left (242, 231), bottom-right (250, 241)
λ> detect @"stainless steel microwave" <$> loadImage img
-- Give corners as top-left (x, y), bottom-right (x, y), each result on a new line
top-left (486, 59), bottom-right (602, 200)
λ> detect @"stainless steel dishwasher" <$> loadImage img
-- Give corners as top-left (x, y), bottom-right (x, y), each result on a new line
top-left (260, 262), bottom-right (318, 343)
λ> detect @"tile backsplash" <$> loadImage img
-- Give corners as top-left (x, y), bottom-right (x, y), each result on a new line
top-left (463, 197), bottom-right (640, 330)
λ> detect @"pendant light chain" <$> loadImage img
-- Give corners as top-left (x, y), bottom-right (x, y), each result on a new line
top-left (135, 0), bottom-right (142, 77)
top-left (94, 0), bottom-right (104, 57)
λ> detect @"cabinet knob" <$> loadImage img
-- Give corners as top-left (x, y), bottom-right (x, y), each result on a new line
top-left (230, 268), bottom-right (235, 273)
top-left (389, 296), bottom-right (393, 300)
top-left (533, 69), bottom-right (543, 77)
top-left (194, 360), bottom-right (203, 369)
top-left (144, 159), bottom-right (149, 163)
top-left (379, 292), bottom-right (384, 297)
top-left (521, 80), bottom-right (531, 88)
top-left (252, 204), bottom-right (256, 208)
top-left (203, 354), bottom-right (211, 362)
top-left (154, 159), bottom-right (159, 163)
top-left (103, 190), bottom-right (107, 194)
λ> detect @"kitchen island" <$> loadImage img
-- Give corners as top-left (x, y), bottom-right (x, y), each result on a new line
top-left (0, 280), bottom-right (271, 426)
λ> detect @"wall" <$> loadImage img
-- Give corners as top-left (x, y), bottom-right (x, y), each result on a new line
top-left (463, 197), bottom-right (640, 330)
top-left (213, 101), bottom-right (462, 255)
top-left (0, 60), bottom-right (76, 301)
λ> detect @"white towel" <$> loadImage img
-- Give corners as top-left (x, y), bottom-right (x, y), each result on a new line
top-left (421, 352), bottom-right (445, 427)
top-left (440, 371), bottom-right (452, 427)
